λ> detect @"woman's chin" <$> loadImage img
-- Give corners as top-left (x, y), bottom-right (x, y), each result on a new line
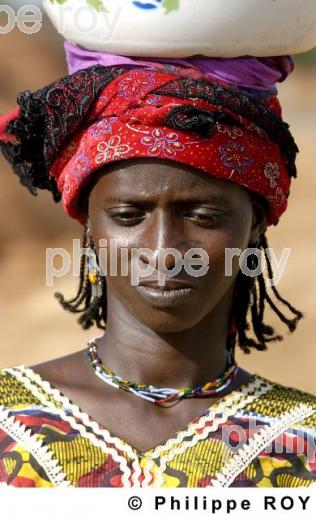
top-left (134, 309), bottom-right (204, 334)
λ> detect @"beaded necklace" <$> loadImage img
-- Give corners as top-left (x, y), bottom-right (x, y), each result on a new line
top-left (86, 337), bottom-right (239, 407)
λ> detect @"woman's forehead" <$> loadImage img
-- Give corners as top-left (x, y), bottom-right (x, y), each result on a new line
top-left (89, 159), bottom-right (248, 201)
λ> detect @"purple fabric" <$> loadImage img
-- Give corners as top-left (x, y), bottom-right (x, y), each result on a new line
top-left (64, 41), bottom-right (294, 95)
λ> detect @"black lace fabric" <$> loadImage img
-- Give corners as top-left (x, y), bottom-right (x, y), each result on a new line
top-left (0, 65), bottom-right (141, 201)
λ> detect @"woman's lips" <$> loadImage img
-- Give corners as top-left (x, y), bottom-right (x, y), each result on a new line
top-left (135, 285), bottom-right (196, 307)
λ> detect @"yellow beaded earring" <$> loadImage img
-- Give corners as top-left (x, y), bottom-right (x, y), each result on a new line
top-left (86, 229), bottom-right (103, 299)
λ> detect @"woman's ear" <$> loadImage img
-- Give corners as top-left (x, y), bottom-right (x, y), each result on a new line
top-left (249, 195), bottom-right (268, 244)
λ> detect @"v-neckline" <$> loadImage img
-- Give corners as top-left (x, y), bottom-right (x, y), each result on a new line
top-left (15, 364), bottom-right (264, 459)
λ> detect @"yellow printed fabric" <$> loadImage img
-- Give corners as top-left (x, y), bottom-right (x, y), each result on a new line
top-left (0, 365), bottom-right (315, 487)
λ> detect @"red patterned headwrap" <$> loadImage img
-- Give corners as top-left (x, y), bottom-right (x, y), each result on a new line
top-left (0, 62), bottom-right (299, 227)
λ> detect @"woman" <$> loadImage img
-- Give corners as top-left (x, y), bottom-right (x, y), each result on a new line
top-left (0, 51), bottom-right (315, 488)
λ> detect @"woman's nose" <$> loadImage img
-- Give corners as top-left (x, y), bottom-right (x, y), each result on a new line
top-left (138, 210), bottom-right (186, 272)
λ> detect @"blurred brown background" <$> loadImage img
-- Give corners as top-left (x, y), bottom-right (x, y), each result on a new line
top-left (0, 9), bottom-right (315, 394)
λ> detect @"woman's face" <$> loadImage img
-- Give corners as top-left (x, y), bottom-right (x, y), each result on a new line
top-left (87, 158), bottom-right (266, 332)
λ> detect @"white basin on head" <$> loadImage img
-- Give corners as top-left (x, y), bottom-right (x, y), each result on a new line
top-left (42, 0), bottom-right (316, 57)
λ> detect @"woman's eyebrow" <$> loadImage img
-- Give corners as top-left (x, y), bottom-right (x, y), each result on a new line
top-left (104, 195), bottom-right (231, 205)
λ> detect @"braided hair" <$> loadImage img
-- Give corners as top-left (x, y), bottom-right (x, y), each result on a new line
top-left (1, 65), bottom-right (303, 356)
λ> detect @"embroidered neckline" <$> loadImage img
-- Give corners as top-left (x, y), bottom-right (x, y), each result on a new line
top-left (9, 365), bottom-right (271, 459)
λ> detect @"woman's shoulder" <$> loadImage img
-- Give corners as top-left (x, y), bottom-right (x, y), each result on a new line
top-left (0, 365), bottom-right (34, 407)
top-left (254, 373), bottom-right (316, 403)
top-left (0, 352), bottom-right (79, 410)
top-left (0, 364), bottom-right (53, 411)
top-left (245, 372), bottom-right (316, 430)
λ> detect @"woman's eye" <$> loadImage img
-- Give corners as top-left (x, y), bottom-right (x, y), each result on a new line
top-left (109, 210), bottom-right (145, 225)
top-left (107, 207), bottom-right (225, 226)
top-left (186, 210), bottom-right (224, 224)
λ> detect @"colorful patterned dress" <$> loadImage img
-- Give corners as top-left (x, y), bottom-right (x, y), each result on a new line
top-left (0, 365), bottom-right (315, 487)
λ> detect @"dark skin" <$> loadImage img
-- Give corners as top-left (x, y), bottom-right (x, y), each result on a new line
top-left (31, 158), bottom-right (267, 454)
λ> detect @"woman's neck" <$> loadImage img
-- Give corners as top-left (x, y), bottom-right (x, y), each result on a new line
top-left (95, 291), bottom-right (233, 389)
